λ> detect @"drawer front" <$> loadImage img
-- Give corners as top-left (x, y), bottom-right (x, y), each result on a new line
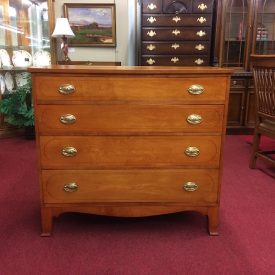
top-left (162, 0), bottom-right (192, 13)
top-left (142, 14), bottom-right (213, 27)
top-left (34, 76), bottom-right (228, 103)
top-left (192, 0), bottom-right (214, 13)
top-left (142, 41), bottom-right (210, 54)
top-left (42, 169), bottom-right (219, 204)
top-left (142, 0), bottom-right (162, 13)
top-left (141, 55), bottom-right (209, 66)
top-left (142, 27), bottom-right (211, 41)
top-left (40, 136), bottom-right (221, 169)
top-left (36, 104), bottom-right (224, 134)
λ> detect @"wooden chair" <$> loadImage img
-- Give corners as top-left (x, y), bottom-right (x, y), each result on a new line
top-left (249, 54), bottom-right (275, 169)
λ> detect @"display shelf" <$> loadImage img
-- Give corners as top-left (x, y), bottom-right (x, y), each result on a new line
top-left (0, 0), bottom-right (54, 138)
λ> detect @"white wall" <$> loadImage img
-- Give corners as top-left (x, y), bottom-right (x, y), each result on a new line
top-left (54, 0), bottom-right (137, 65)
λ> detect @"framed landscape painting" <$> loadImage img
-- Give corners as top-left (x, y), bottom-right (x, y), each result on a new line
top-left (64, 3), bottom-right (116, 47)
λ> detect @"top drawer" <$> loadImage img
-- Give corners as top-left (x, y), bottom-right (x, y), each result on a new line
top-left (33, 76), bottom-right (228, 104)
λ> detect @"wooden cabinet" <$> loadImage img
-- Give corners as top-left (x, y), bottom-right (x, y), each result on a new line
top-left (0, 0), bottom-right (55, 138)
top-left (29, 65), bottom-right (232, 236)
top-left (215, 0), bottom-right (275, 133)
top-left (138, 0), bottom-right (215, 66)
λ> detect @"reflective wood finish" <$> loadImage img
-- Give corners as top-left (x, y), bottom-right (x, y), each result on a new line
top-left (29, 65), bottom-right (232, 236)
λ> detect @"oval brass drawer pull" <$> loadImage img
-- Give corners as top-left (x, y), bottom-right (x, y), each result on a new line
top-left (185, 146), bottom-right (200, 157)
top-left (187, 84), bottom-right (204, 95)
top-left (62, 146), bottom-right (78, 157)
top-left (64, 182), bottom-right (79, 192)
top-left (183, 182), bottom-right (198, 192)
top-left (58, 84), bottom-right (75, 94)
top-left (60, 114), bottom-right (76, 124)
top-left (187, 114), bottom-right (203, 124)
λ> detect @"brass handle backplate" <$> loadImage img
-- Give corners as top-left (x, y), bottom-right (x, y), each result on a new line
top-left (198, 3), bottom-right (208, 11)
top-left (146, 58), bottom-right (155, 65)
top-left (147, 3), bottom-right (157, 10)
top-left (187, 84), bottom-right (204, 95)
top-left (60, 114), bottom-right (76, 124)
top-left (58, 84), bottom-right (75, 95)
top-left (183, 182), bottom-right (198, 192)
top-left (187, 114), bottom-right (203, 125)
top-left (172, 29), bottom-right (181, 36)
top-left (147, 44), bottom-right (156, 51)
top-left (196, 30), bottom-right (206, 37)
top-left (185, 146), bottom-right (200, 157)
top-left (64, 182), bottom-right (79, 192)
top-left (147, 30), bottom-right (156, 37)
top-left (172, 16), bottom-right (181, 23)
top-left (195, 44), bottom-right (205, 51)
top-left (147, 16), bottom-right (156, 24)
top-left (62, 146), bottom-right (78, 157)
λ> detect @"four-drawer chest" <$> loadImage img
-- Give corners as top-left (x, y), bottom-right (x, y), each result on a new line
top-left (29, 65), bottom-right (232, 236)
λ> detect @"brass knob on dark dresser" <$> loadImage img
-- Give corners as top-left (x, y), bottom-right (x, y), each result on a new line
top-left (62, 147), bottom-right (78, 157)
top-left (198, 3), bottom-right (208, 11)
top-left (183, 182), bottom-right (198, 192)
top-left (64, 182), bottom-right (79, 192)
top-left (60, 114), bottom-right (76, 124)
top-left (185, 146), bottom-right (200, 157)
top-left (187, 84), bottom-right (204, 95)
top-left (187, 114), bottom-right (203, 125)
top-left (58, 84), bottom-right (75, 94)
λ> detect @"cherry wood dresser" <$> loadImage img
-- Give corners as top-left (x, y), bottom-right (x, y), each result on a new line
top-left (29, 65), bottom-right (232, 236)
top-left (139, 0), bottom-right (214, 66)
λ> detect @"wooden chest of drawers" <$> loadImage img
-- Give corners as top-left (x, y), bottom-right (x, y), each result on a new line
top-left (139, 0), bottom-right (214, 66)
top-left (29, 65), bottom-right (232, 236)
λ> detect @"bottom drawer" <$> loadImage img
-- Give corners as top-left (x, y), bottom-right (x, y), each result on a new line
top-left (42, 169), bottom-right (219, 204)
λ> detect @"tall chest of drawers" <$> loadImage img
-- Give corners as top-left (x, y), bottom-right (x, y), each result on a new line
top-left (139, 0), bottom-right (214, 66)
top-left (29, 65), bottom-right (232, 236)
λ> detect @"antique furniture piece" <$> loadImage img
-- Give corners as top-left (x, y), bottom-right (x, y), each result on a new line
top-left (29, 65), bottom-right (232, 236)
top-left (249, 54), bottom-right (275, 169)
top-left (215, 0), bottom-right (275, 133)
top-left (138, 0), bottom-right (215, 66)
top-left (0, 0), bottom-right (55, 137)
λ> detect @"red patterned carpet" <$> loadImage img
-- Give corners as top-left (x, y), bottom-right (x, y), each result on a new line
top-left (0, 135), bottom-right (274, 275)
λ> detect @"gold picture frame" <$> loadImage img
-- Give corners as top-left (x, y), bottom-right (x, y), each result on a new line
top-left (63, 3), bottom-right (116, 47)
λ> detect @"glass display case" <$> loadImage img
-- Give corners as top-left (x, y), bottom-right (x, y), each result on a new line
top-left (0, 0), bottom-right (55, 137)
top-left (254, 0), bottom-right (275, 54)
top-left (216, 0), bottom-right (275, 133)
top-left (219, 0), bottom-right (253, 70)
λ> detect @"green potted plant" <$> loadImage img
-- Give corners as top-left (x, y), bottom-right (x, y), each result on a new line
top-left (0, 73), bottom-right (34, 138)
